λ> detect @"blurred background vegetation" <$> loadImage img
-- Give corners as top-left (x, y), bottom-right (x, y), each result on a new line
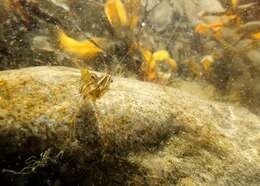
top-left (0, 0), bottom-right (259, 112)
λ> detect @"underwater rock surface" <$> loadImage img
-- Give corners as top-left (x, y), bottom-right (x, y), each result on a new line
top-left (0, 66), bottom-right (259, 185)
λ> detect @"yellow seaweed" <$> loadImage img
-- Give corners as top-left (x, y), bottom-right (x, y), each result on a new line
top-left (56, 0), bottom-right (176, 82)
top-left (105, 0), bottom-right (140, 31)
top-left (195, 23), bottom-right (210, 33)
top-left (58, 30), bottom-right (105, 59)
top-left (105, 0), bottom-right (128, 29)
top-left (153, 50), bottom-right (177, 72)
top-left (140, 47), bottom-right (153, 64)
top-left (129, 15), bottom-right (139, 30)
top-left (252, 32), bottom-right (260, 40)
top-left (140, 48), bottom-right (177, 80)
top-left (231, 0), bottom-right (239, 9)
top-left (166, 58), bottom-right (177, 72)
top-left (195, 22), bottom-right (224, 33)
top-left (153, 50), bottom-right (170, 61)
top-left (201, 55), bottom-right (215, 72)
top-left (196, 15), bottom-right (237, 34)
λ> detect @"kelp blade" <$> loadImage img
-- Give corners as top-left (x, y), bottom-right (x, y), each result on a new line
top-left (58, 30), bottom-right (105, 59)
top-left (105, 0), bottom-right (128, 29)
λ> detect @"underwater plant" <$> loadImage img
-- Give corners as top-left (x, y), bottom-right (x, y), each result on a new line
top-left (58, 0), bottom-right (177, 81)
top-left (58, 30), bottom-right (106, 60)
top-left (193, 0), bottom-right (260, 108)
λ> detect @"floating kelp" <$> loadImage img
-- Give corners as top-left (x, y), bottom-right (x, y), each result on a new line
top-left (57, 0), bottom-right (177, 81)
top-left (191, 0), bottom-right (260, 109)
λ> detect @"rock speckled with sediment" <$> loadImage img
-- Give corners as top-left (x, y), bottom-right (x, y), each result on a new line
top-left (0, 66), bottom-right (259, 185)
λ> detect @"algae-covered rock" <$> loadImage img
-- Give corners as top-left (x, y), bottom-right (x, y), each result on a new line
top-left (0, 66), bottom-right (259, 185)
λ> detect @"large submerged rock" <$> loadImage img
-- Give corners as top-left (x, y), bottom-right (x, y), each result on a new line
top-left (0, 66), bottom-right (259, 185)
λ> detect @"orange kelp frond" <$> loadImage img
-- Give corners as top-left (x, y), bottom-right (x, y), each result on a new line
top-left (195, 23), bottom-right (209, 33)
top-left (140, 47), bottom-right (156, 80)
top-left (58, 30), bottom-right (105, 59)
top-left (209, 22), bottom-right (224, 32)
top-left (105, 0), bottom-right (128, 29)
top-left (231, 0), bottom-right (239, 9)
top-left (166, 58), bottom-right (177, 72)
top-left (153, 50), bottom-right (177, 72)
top-left (152, 50), bottom-right (170, 61)
top-left (196, 22), bottom-right (224, 33)
top-left (105, 0), bottom-right (141, 31)
top-left (201, 55), bottom-right (215, 72)
top-left (252, 32), bottom-right (260, 40)
top-left (140, 47), bottom-right (153, 64)
top-left (140, 48), bottom-right (177, 81)
top-left (196, 15), bottom-right (237, 34)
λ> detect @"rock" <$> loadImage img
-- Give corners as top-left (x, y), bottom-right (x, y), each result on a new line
top-left (50, 0), bottom-right (70, 11)
top-left (141, 0), bottom-right (225, 63)
top-left (0, 66), bottom-right (259, 185)
top-left (31, 36), bottom-right (54, 52)
top-left (146, 0), bottom-right (224, 27)
top-left (175, 0), bottom-right (224, 24)
top-left (148, 0), bottom-right (173, 32)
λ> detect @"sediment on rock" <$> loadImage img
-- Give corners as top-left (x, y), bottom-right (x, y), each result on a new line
top-left (0, 66), bottom-right (259, 185)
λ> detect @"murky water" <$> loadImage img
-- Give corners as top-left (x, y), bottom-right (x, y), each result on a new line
top-left (0, 0), bottom-right (259, 185)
